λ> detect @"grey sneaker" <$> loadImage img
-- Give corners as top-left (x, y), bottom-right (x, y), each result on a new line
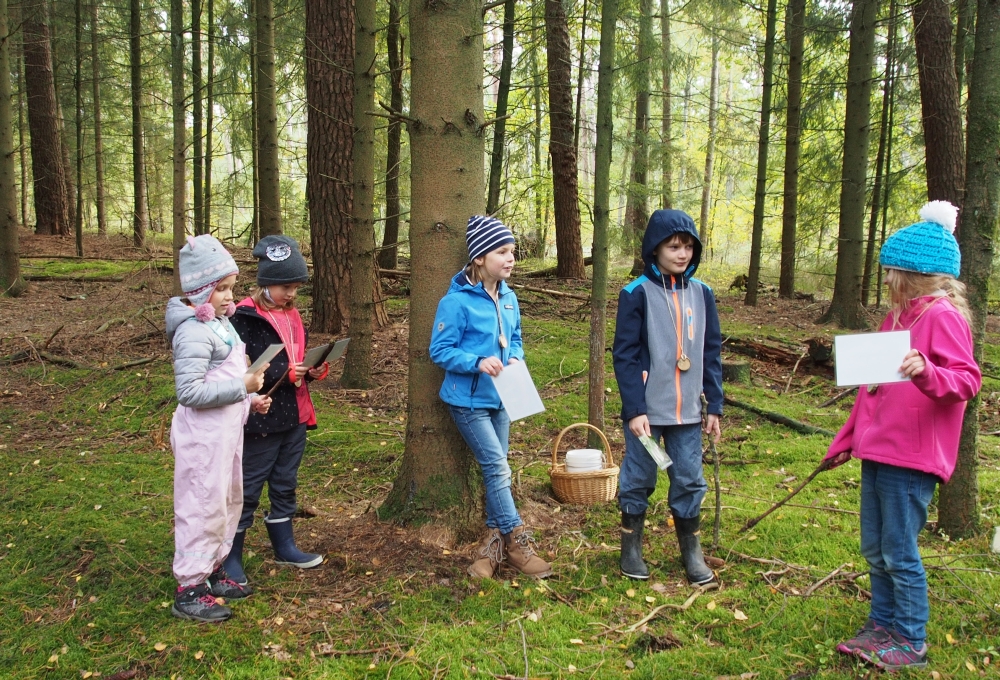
top-left (208, 566), bottom-right (253, 599)
top-left (836, 619), bottom-right (890, 656)
top-left (862, 630), bottom-right (928, 671)
top-left (171, 583), bottom-right (231, 623)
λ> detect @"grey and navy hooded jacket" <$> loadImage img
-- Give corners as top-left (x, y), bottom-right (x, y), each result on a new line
top-left (612, 209), bottom-right (723, 425)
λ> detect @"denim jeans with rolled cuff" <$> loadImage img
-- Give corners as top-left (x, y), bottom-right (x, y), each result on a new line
top-left (860, 459), bottom-right (937, 646)
top-left (618, 422), bottom-right (706, 519)
top-left (449, 405), bottom-right (522, 534)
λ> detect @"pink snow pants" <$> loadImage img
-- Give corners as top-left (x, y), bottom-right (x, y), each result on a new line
top-left (170, 343), bottom-right (250, 586)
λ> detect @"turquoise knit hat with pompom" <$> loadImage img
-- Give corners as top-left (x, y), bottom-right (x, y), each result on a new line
top-left (879, 201), bottom-right (961, 278)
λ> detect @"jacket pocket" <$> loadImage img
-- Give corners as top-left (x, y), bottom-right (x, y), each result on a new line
top-left (470, 373), bottom-right (480, 397)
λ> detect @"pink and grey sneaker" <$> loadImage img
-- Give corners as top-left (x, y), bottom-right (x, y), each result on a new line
top-left (171, 583), bottom-right (232, 623)
top-left (208, 566), bottom-right (253, 600)
top-left (858, 630), bottom-right (928, 671)
top-left (836, 619), bottom-right (890, 656)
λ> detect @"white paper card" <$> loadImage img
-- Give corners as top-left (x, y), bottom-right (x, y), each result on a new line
top-left (490, 361), bottom-right (545, 422)
top-left (302, 338), bottom-right (351, 368)
top-left (247, 343), bottom-right (284, 374)
top-left (834, 330), bottom-right (911, 387)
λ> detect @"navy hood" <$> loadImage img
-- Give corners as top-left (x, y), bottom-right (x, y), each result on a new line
top-left (641, 209), bottom-right (702, 280)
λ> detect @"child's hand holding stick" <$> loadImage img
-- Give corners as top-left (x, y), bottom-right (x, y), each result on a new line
top-left (263, 367), bottom-right (292, 398)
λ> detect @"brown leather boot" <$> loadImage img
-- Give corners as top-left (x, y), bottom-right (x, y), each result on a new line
top-left (502, 526), bottom-right (553, 579)
top-left (468, 528), bottom-right (505, 579)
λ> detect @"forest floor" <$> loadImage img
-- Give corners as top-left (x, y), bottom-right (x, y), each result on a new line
top-left (3, 230), bottom-right (1000, 679)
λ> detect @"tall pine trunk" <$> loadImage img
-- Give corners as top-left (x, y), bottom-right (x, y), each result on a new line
top-left (531, 11), bottom-right (546, 257)
top-left (256, 0), bottom-right (282, 237)
top-left (660, 0), bottom-right (672, 208)
top-left (192, 0), bottom-right (203, 234)
top-left (23, 1), bottom-right (69, 236)
top-left (572, 0), bottom-right (587, 152)
top-left (91, 1), bottom-right (106, 237)
top-left (306, 0), bottom-right (353, 332)
top-left (383, 0), bottom-right (486, 536)
top-left (626, 0), bottom-right (652, 277)
top-left (341, 0), bottom-right (376, 389)
top-left (0, 0), bottom-right (24, 296)
top-left (944, 0), bottom-right (1000, 539)
top-left (745, 0), bottom-right (778, 306)
top-left (820, 0), bottom-right (877, 328)
top-left (249, 0), bottom-right (259, 244)
top-left (74, 0), bottom-right (82, 255)
top-left (955, 0), bottom-right (974, 97)
top-left (914, 0), bottom-right (965, 211)
top-left (130, 0), bottom-right (147, 248)
top-left (698, 34), bottom-right (719, 247)
top-left (545, 0), bottom-right (585, 278)
top-left (778, 0), bottom-right (805, 298)
top-left (377, 0), bottom-right (403, 271)
top-left (205, 0), bottom-right (214, 233)
top-left (171, 0), bottom-right (185, 291)
top-left (17, 37), bottom-right (28, 229)
top-left (486, 0), bottom-right (515, 215)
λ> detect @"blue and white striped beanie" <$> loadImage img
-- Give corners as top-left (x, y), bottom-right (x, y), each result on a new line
top-left (466, 215), bottom-right (515, 262)
top-left (879, 201), bottom-right (961, 279)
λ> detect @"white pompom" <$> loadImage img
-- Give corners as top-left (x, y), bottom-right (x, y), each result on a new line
top-left (918, 200), bottom-right (958, 234)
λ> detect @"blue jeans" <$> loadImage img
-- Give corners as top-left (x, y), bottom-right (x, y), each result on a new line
top-left (239, 424), bottom-right (308, 530)
top-left (860, 460), bottom-right (938, 645)
top-left (618, 422), bottom-right (706, 519)
top-left (449, 406), bottom-right (522, 534)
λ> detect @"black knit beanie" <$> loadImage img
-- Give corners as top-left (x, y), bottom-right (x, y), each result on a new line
top-left (253, 235), bottom-right (309, 286)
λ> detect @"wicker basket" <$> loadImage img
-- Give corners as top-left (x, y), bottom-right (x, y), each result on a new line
top-left (548, 422), bottom-right (619, 504)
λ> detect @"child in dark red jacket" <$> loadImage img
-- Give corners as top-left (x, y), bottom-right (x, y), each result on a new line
top-left (225, 235), bottom-right (329, 585)
top-left (827, 202), bottom-right (981, 671)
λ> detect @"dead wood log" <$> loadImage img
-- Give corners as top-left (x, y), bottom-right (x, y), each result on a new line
top-left (723, 396), bottom-right (836, 437)
top-left (509, 283), bottom-right (589, 301)
top-left (523, 256), bottom-right (593, 278)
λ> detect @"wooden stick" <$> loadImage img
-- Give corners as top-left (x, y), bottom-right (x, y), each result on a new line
top-left (783, 351), bottom-right (808, 394)
top-left (803, 563), bottom-right (849, 597)
top-left (739, 458), bottom-right (835, 533)
top-left (263, 367), bottom-right (292, 398)
top-left (710, 439), bottom-right (722, 551)
top-left (621, 583), bottom-right (719, 633)
top-left (819, 387), bottom-right (856, 408)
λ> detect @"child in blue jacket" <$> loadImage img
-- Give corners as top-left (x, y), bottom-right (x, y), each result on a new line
top-left (429, 216), bottom-right (552, 580)
top-left (613, 209), bottom-right (723, 584)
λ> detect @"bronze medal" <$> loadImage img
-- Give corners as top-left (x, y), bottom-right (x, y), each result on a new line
top-left (499, 333), bottom-right (508, 349)
top-left (677, 354), bottom-right (691, 371)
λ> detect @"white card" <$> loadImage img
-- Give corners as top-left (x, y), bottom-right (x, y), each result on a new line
top-left (247, 343), bottom-right (285, 374)
top-left (834, 330), bottom-right (911, 387)
top-left (490, 360), bottom-right (545, 422)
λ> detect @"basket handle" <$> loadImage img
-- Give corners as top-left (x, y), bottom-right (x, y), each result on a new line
top-left (551, 422), bottom-right (615, 469)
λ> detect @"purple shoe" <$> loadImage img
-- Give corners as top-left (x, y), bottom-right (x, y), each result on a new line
top-left (859, 630), bottom-right (928, 671)
top-left (836, 620), bottom-right (890, 656)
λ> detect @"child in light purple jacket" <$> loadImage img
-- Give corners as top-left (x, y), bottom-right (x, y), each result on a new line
top-left (826, 202), bottom-right (981, 671)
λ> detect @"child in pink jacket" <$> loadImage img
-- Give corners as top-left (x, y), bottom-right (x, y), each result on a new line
top-left (826, 202), bottom-right (981, 671)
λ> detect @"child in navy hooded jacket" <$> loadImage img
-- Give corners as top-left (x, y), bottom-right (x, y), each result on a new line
top-left (430, 216), bottom-right (552, 581)
top-left (613, 209), bottom-right (723, 585)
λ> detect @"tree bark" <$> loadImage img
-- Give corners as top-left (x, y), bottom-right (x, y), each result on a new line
top-left (820, 0), bottom-right (877, 329)
top-left (572, 0), bottom-right (587, 153)
top-left (74, 0), bottom-right (82, 255)
top-left (383, 0), bottom-right (486, 537)
top-left (341, 0), bottom-right (376, 389)
top-left (545, 0), bottom-right (585, 278)
top-left (23, 1), bottom-right (69, 236)
top-left (130, 0), bottom-right (147, 248)
top-left (626, 0), bottom-right (653, 277)
top-left (192, 0), bottom-right (203, 235)
top-left (660, 0), bottom-right (672, 208)
top-left (0, 0), bottom-right (25, 296)
top-left (256, 0), bottom-right (282, 237)
top-left (377, 0), bottom-right (404, 271)
top-left (90, 1), bottom-right (106, 237)
top-left (913, 0), bottom-right (965, 212)
top-left (589, 0), bottom-right (619, 444)
top-left (205, 0), bottom-right (215, 233)
top-left (945, 0), bottom-right (1000, 539)
top-left (486, 0), bottom-right (515, 215)
top-left (778, 0), bottom-right (805, 299)
top-left (955, 0), bottom-right (974, 97)
top-left (531, 10), bottom-right (547, 257)
top-left (698, 34), bottom-right (719, 247)
top-left (745, 0), bottom-right (778, 306)
top-left (171, 0), bottom-right (185, 292)
top-left (249, 0), bottom-right (259, 244)
top-left (306, 0), bottom-right (353, 333)
top-left (17, 36), bottom-right (27, 230)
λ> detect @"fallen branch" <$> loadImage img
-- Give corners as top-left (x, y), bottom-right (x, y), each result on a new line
top-left (803, 563), bottom-right (849, 597)
top-left (44, 324), bottom-right (65, 349)
top-left (622, 582), bottom-right (719, 633)
top-left (24, 275), bottom-right (125, 282)
top-left (523, 256), bottom-right (593, 278)
top-left (723, 396), bottom-right (835, 437)
top-left (739, 458), bottom-right (835, 533)
top-left (725, 489), bottom-right (859, 516)
top-left (819, 387), bottom-right (856, 408)
top-left (315, 644), bottom-right (396, 657)
top-left (783, 351), bottom-right (808, 394)
top-left (509, 283), bottom-right (590, 301)
top-left (110, 357), bottom-right (159, 371)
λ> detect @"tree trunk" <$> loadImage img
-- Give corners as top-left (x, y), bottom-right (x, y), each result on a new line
top-left (74, 0), bottom-right (82, 255)
top-left (17, 38), bottom-right (28, 230)
top-left (205, 0), bottom-right (214, 234)
top-left (249, 0), bottom-right (259, 244)
top-left (486, 0), bottom-right (515, 215)
top-left (589, 0), bottom-right (619, 444)
top-left (745, 0), bottom-right (778, 306)
top-left (306, 0), bottom-right (353, 333)
top-left (875, 59), bottom-right (898, 309)
top-left (0, 0), bottom-right (25, 296)
top-left (778, 0), bottom-right (805, 299)
top-left (626, 0), bottom-right (653, 277)
top-left (660, 0), bottom-right (672, 208)
top-left (573, 0), bottom-right (588, 154)
top-left (171, 0), bottom-right (185, 292)
top-left (944, 0), bottom-right (1000, 539)
top-left (90, 1), bottom-right (106, 237)
top-left (377, 0), bottom-right (403, 271)
top-left (545, 0), bottom-right (585, 278)
top-left (819, 0), bottom-right (877, 329)
top-left (531, 12), bottom-right (547, 257)
top-left (256, 0), bottom-right (282, 237)
top-left (955, 0), bottom-right (974, 97)
top-left (698, 34), bottom-right (719, 247)
top-left (914, 0), bottom-right (965, 212)
top-left (23, 3), bottom-right (69, 236)
top-left (383, 0), bottom-right (486, 537)
top-left (51, 16), bottom-right (77, 236)
top-left (862, 0), bottom-right (897, 307)
top-left (130, 0), bottom-right (147, 248)
top-left (341, 0), bottom-right (376, 389)
top-left (192, 0), bottom-right (203, 235)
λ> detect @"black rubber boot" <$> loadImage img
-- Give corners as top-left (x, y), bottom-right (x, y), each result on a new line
top-left (264, 516), bottom-right (323, 568)
top-left (620, 511), bottom-right (650, 580)
top-left (171, 583), bottom-right (231, 623)
top-left (221, 530), bottom-right (248, 586)
top-left (673, 513), bottom-right (716, 585)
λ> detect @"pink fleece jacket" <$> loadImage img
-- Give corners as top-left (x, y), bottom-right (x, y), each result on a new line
top-left (825, 296), bottom-right (981, 482)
